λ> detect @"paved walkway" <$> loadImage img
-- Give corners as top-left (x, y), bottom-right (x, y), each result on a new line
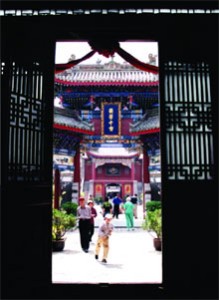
top-left (93, 203), bottom-right (145, 228)
top-left (52, 204), bottom-right (162, 284)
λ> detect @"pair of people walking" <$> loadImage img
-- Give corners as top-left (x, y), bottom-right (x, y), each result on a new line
top-left (77, 195), bottom-right (135, 263)
top-left (76, 197), bottom-right (97, 253)
top-left (77, 197), bottom-right (114, 263)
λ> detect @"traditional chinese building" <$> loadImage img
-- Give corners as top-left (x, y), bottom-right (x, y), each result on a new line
top-left (84, 148), bottom-right (142, 199)
top-left (54, 59), bottom-right (160, 202)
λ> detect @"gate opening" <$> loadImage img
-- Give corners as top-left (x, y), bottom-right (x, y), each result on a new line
top-left (52, 40), bottom-right (162, 285)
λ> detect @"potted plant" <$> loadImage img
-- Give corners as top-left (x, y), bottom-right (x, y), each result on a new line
top-left (142, 206), bottom-right (162, 251)
top-left (52, 208), bottom-right (77, 251)
top-left (61, 201), bottom-right (78, 216)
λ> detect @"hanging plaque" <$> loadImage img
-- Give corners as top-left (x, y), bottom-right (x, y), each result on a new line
top-left (101, 102), bottom-right (121, 138)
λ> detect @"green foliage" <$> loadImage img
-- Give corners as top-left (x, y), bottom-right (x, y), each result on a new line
top-left (146, 200), bottom-right (162, 212)
top-left (52, 208), bottom-right (77, 241)
top-left (94, 197), bottom-right (103, 205)
top-left (102, 201), bottom-right (111, 208)
top-left (142, 208), bottom-right (162, 238)
top-left (61, 201), bottom-right (78, 216)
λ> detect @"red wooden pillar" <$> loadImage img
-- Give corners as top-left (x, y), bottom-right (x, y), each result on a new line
top-left (92, 160), bottom-right (96, 180)
top-left (131, 159), bottom-right (135, 180)
top-left (54, 168), bottom-right (61, 209)
top-left (73, 146), bottom-right (81, 203)
top-left (143, 148), bottom-right (150, 213)
top-left (131, 158), bottom-right (137, 195)
top-left (91, 160), bottom-right (96, 197)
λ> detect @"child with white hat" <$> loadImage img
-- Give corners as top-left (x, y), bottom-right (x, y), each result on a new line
top-left (94, 213), bottom-right (114, 263)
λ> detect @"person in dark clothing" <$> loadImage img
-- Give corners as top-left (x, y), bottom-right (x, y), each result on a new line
top-left (87, 200), bottom-right (97, 242)
top-left (131, 194), bottom-right (138, 219)
top-left (101, 197), bottom-right (113, 218)
top-left (112, 193), bottom-right (122, 219)
top-left (61, 182), bottom-right (73, 205)
top-left (150, 182), bottom-right (161, 201)
top-left (76, 197), bottom-right (92, 253)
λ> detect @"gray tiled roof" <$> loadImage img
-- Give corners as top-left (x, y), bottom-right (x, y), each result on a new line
top-left (130, 109), bottom-right (159, 133)
top-left (56, 69), bottom-right (159, 83)
top-left (54, 108), bottom-right (94, 132)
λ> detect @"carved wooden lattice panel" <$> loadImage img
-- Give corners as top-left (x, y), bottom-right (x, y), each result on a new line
top-left (164, 62), bottom-right (214, 180)
top-left (7, 62), bottom-right (45, 182)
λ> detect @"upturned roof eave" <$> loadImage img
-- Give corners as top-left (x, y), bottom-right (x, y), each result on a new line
top-left (53, 123), bottom-right (95, 135)
top-left (55, 78), bottom-right (159, 86)
top-left (130, 127), bottom-right (160, 135)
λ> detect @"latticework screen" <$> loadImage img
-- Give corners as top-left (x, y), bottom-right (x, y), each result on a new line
top-left (4, 62), bottom-right (46, 181)
top-left (164, 62), bottom-right (214, 180)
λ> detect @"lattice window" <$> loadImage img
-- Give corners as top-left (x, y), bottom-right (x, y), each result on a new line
top-left (7, 62), bottom-right (45, 181)
top-left (164, 62), bottom-right (214, 180)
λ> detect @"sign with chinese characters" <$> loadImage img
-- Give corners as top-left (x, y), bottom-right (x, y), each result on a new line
top-left (95, 184), bottom-right (102, 196)
top-left (106, 166), bottom-right (120, 176)
top-left (101, 102), bottom-right (121, 138)
top-left (53, 154), bottom-right (74, 171)
top-left (124, 184), bottom-right (131, 195)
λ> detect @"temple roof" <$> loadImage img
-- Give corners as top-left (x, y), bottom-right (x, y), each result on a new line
top-left (130, 108), bottom-right (160, 135)
top-left (55, 72), bottom-right (158, 86)
top-left (55, 61), bottom-right (159, 86)
top-left (53, 107), bottom-right (94, 134)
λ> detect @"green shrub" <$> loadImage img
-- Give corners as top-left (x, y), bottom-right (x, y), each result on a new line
top-left (94, 197), bottom-right (103, 205)
top-left (52, 208), bottom-right (77, 240)
top-left (146, 200), bottom-right (161, 212)
top-left (61, 201), bottom-right (78, 216)
top-left (142, 208), bottom-right (162, 238)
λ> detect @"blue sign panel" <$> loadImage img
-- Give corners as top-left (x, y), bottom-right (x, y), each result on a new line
top-left (101, 102), bottom-right (121, 138)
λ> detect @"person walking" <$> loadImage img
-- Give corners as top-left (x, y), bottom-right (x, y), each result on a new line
top-left (76, 197), bottom-right (92, 253)
top-left (101, 196), bottom-right (113, 217)
top-left (131, 194), bottom-right (138, 219)
top-left (88, 194), bottom-right (94, 203)
top-left (94, 213), bottom-right (114, 263)
top-left (87, 199), bottom-right (97, 242)
top-left (112, 193), bottom-right (122, 219)
top-left (122, 196), bottom-right (134, 231)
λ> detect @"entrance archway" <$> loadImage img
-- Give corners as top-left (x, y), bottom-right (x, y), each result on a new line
top-left (106, 183), bottom-right (121, 199)
top-left (52, 40), bottom-right (162, 285)
top-left (2, 5), bottom-right (217, 297)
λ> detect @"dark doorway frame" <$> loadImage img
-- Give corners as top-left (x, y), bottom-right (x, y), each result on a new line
top-left (1, 1), bottom-right (218, 299)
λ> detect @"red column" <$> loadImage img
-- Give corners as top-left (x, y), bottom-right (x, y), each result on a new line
top-left (143, 148), bottom-right (150, 213)
top-left (143, 151), bottom-right (150, 183)
top-left (54, 168), bottom-right (61, 209)
top-left (92, 160), bottom-right (96, 180)
top-left (73, 146), bottom-right (80, 203)
top-left (131, 159), bottom-right (135, 180)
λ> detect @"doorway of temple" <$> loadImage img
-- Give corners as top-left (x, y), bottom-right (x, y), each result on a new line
top-left (106, 183), bottom-right (122, 199)
top-left (52, 40), bottom-right (162, 284)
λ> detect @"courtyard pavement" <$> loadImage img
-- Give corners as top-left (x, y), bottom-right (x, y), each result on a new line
top-left (52, 204), bottom-right (162, 284)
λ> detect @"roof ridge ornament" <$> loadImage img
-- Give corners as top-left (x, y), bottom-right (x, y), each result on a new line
top-left (55, 40), bottom-right (159, 75)
top-left (88, 39), bottom-right (119, 58)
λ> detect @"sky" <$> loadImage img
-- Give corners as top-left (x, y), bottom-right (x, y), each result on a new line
top-left (55, 41), bottom-right (158, 65)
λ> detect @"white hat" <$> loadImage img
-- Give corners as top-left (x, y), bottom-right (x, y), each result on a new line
top-left (87, 200), bottom-right (93, 204)
top-left (105, 213), bottom-right (113, 219)
top-left (126, 196), bottom-right (131, 201)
